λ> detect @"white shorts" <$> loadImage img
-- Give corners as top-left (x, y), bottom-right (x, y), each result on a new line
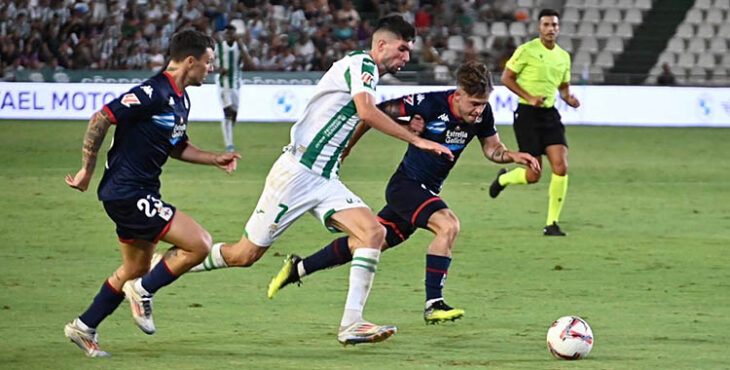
top-left (220, 87), bottom-right (239, 110)
top-left (244, 152), bottom-right (368, 246)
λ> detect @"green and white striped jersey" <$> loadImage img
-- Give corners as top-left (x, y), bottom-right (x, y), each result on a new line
top-left (288, 51), bottom-right (379, 179)
top-left (215, 41), bottom-right (242, 89)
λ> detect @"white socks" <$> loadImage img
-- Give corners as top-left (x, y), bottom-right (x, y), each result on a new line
top-left (340, 248), bottom-right (380, 327)
top-left (221, 118), bottom-right (234, 148)
top-left (75, 318), bottom-right (93, 332)
top-left (189, 243), bottom-right (228, 272)
top-left (296, 260), bottom-right (307, 278)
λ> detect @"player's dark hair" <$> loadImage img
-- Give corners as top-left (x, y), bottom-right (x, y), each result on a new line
top-left (456, 61), bottom-right (493, 97)
top-left (374, 14), bottom-right (415, 42)
top-left (169, 29), bottom-right (215, 62)
top-left (538, 8), bottom-right (560, 20)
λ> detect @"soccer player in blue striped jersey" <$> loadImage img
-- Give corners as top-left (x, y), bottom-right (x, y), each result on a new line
top-left (63, 30), bottom-right (241, 357)
top-left (267, 61), bottom-right (540, 324)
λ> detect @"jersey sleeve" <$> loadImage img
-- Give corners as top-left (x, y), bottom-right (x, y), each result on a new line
top-left (103, 83), bottom-right (163, 125)
top-left (349, 55), bottom-right (379, 97)
top-left (505, 45), bottom-right (527, 74)
top-left (476, 104), bottom-right (497, 138)
top-left (405, 92), bottom-right (439, 120)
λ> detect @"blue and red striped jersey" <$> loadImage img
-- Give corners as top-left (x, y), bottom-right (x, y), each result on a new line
top-left (383, 90), bottom-right (497, 193)
top-left (98, 71), bottom-right (191, 201)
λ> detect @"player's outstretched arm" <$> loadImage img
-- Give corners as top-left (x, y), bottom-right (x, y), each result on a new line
top-left (343, 101), bottom-right (425, 162)
top-left (65, 110), bottom-right (113, 192)
top-left (171, 141), bottom-right (242, 174)
top-left (480, 135), bottom-right (541, 173)
top-left (558, 83), bottom-right (580, 108)
top-left (353, 92), bottom-right (453, 161)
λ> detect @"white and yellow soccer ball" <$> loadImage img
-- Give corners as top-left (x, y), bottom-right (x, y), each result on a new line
top-left (546, 316), bottom-right (594, 360)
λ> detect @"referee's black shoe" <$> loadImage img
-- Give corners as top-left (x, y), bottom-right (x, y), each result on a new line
top-left (543, 222), bottom-right (566, 236)
top-left (489, 168), bottom-right (508, 198)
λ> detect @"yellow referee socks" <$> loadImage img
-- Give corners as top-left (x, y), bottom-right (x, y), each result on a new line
top-left (499, 167), bottom-right (528, 186)
top-left (546, 173), bottom-right (568, 226)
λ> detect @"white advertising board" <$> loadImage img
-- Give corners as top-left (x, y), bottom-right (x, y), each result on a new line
top-left (1, 82), bottom-right (729, 127)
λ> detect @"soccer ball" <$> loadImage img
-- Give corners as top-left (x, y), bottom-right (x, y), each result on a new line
top-left (546, 316), bottom-right (594, 360)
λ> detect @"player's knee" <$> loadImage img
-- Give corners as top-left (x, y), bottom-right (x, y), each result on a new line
top-left (187, 230), bottom-right (213, 263)
top-left (526, 170), bottom-right (541, 183)
top-left (368, 223), bottom-right (387, 247)
top-left (553, 162), bottom-right (568, 176)
top-left (439, 216), bottom-right (460, 243)
top-left (353, 222), bottom-right (386, 247)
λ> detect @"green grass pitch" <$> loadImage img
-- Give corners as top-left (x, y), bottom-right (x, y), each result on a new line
top-left (0, 120), bottom-right (729, 369)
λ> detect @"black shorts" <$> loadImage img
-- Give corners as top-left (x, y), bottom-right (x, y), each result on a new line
top-left (513, 104), bottom-right (568, 156)
top-left (102, 194), bottom-right (176, 243)
top-left (376, 171), bottom-right (448, 248)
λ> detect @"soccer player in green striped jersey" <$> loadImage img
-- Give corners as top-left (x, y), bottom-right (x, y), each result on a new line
top-left (215, 25), bottom-right (254, 153)
top-left (492, 9), bottom-right (580, 236)
top-left (161, 15), bottom-right (453, 346)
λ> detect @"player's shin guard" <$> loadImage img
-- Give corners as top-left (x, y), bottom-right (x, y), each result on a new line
top-left (500, 167), bottom-right (528, 186)
top-left (140, 257), bottom-right (179, 294)
top-left (425, 254), bottom-right (451, 302)
top-left (189, 242), bottom-right (228, 272)
top-left (340, 248), bottom-right (380, 328)
top-left (78, 279), bottom-right (125, 329)
top-left (546, 173), bottom-right (568, 226)
top-left (301, 236), bottom-right (352, 277)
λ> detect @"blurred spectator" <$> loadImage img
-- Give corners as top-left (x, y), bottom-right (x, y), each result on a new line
top-left (46, 57), bottom-right (64, 71)
top-left (657, 63), bottom-right (676, 86)
top-left (333, 17), bottom-right (354, 41)
top-left (2, 58), bottom-right (23, 81)
top-left (337, 1), bottom-right (360, 28)
top-left (260, 48), bottom-right (280, 70)
top-left (414, 5), bottom-right (431, 31)
top-left (454, 6), bottom-right (473, 31)
top-left (182, 0), bottom-right (202, 22)
top-left (295, 33), bottom-right (315, 66)
top-left (279, 48), bottom-right (297, 71)
top-left (398, 1), bottom-right (415, 24)
top-left (0, 0), bottom-right (528, 79)
top-left (421, 37), bottom-right (445, 66)
top-left (148, 46), bottom-right (165, 71)
top-left (147, 0), bottom-right (163, 21)
top-left (19, 40), bottom-right (40, 69)
top-left (355, 19), bottom-right (372, 48)
top-left (290, 0), bottom-right (307, 30)
top-left (463, 38), bottom-right (478, 62)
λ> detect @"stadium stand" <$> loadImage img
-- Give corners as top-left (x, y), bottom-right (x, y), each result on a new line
top-left (646, 0), bottom-right (730, 85)
top-left (0, 0), bottom-right (727, 86)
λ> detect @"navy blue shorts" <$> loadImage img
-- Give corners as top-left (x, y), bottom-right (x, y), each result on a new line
top-left (102, 194), bottom-right (176, 243)
top-left (377, 171), bottom-right (448, 248)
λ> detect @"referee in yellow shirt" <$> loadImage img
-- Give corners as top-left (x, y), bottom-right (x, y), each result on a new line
top-left (490, 8), bottom-right (580, 236)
